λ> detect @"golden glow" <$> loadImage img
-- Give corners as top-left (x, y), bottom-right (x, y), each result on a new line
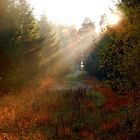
top-left (108, 13), bottom-right (120, 25)
top-left (30, 0), bottom-right (117, 28)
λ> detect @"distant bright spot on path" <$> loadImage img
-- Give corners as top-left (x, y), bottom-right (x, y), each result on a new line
top-left (30, 0), bottom-right (118, 28)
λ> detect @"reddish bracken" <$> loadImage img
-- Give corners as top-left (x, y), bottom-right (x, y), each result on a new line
top-left (79, 129), bottom-right (96, 139)
top-left (84, 100), bottom-right (95, 111)
top-left (40, 78), bottom-right (55, 91)
top-left (102, 119), bottom-right (120, 131)
top-left (32, 113), bottom-right (52, 126)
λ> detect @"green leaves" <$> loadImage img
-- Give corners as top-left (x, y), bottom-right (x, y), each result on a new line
top-left (98, 2), bottom-right (140, 94)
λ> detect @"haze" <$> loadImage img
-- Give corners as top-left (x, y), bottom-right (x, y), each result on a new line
top-left (30, 0), bottom-right (117, 28)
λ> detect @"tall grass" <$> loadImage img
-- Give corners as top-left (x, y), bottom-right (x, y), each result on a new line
top-left (0, 81), bottom-right (139, 139)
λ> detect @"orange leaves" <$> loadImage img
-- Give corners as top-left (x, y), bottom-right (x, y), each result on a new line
top-left (0, 107), bottom-right (16, 126)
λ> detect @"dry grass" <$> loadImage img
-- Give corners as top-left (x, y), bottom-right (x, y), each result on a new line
top-left (0, 79), bottom-right (139, 139)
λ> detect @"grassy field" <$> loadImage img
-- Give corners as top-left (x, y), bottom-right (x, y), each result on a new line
top-left (0, 77), bottom-right (139, 140)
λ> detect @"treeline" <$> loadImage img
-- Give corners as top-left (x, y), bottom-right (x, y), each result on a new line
top-left (0, 0), bottom-right (60, 91)
top-left (0, 0), bottom-right (96, 92)
top-left (85, 0), bottom-right (140, 94)
top-left (1, 0), bottom-right (139, 95)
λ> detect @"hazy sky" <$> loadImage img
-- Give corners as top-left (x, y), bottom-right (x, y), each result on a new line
top-left (30, 0), bottom-right (117, 27)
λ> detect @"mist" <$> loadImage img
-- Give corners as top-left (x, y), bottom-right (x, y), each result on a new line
top-left (0, 0), bottom-right (139, 139)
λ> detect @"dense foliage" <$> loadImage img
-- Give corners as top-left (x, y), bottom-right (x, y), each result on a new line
top-left (85, 0), bottom-right (140, 94)
top-left (0, 0), bottom-right (60, 91)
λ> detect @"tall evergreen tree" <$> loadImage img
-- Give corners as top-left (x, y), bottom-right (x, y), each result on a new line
top-left (38, 14), bottom-right (60, 76)
top-left (0, 0), bottom-right (41, 90)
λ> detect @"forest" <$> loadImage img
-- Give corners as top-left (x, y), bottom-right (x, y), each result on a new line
top-left (0, 0), bottom-right (140, 139)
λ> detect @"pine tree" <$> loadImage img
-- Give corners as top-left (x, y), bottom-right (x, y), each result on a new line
top-left (0, 0), bottom-right (41, 90)
top-left (38, 14), bottom-right (60, 76)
